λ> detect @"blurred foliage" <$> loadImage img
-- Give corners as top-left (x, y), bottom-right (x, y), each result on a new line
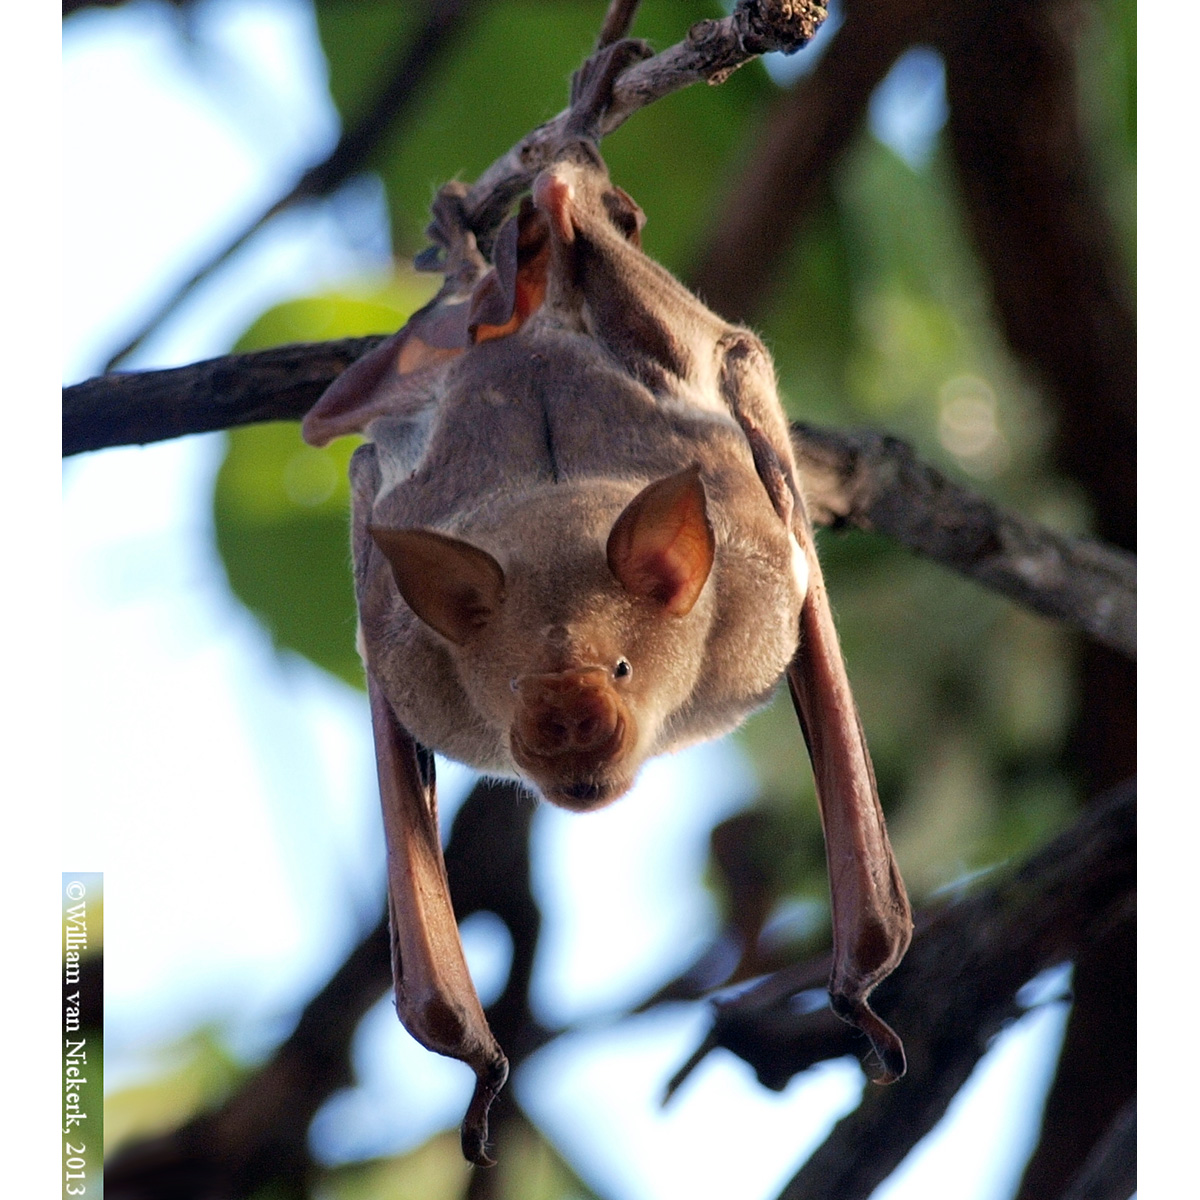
top-left (105, 1028), bottom-right (247, 1154)
top-left (317, 1114), bottom-right (603, 1200)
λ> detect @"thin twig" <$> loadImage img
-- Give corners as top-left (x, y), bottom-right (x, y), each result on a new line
top-left (102, 0), bottom-right (473, 371)
top-left (446, 0), bottom-right (828, 257)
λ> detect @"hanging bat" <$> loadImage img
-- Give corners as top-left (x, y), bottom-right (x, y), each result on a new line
top-left (303, 41), bottom-right (912, 1166)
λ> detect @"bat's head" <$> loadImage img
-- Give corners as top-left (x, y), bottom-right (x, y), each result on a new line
top-left (369, 466), bottom-right (715, 812)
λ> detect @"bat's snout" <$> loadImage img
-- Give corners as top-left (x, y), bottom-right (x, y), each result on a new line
top-left (510, 668), bottom-right (637, 811)
top-left (514, 668), bottom-right (620, 753)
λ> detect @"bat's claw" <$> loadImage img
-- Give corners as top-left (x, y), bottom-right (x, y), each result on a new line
top-left (830, 992), bottom-right (907, 1083)
top-left (565, 39), bottom-right (654, 142)
top-left (460, 1054), bottom-right (510, 1167)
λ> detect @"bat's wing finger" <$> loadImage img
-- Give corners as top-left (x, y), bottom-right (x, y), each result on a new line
top-left (368, 673), bottom-right (508, 1164)
top-left (786, 542), bottom-right (912, 1083)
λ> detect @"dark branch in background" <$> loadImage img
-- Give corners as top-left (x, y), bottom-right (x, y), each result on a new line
top-left (1015, 912), bottom-right (1135, 1200)
top-left (101, 0), bottom-right (474, 371)
top-left (61, 347), bottom-right (1136, 660)
top-left (793, 424), bottom-right (1136, 659)
top-left (689, 0), bottom-right (943, 322)
top-left (105, 914), bottom-right (391, 1199)
top-left (64, 0), bottom-right (187, 15)
top-left (667, 781), bottom-right (1133, 1200)
top-left (936, 0), bottom-right (1135, 553)
top-left (926, 4), bottom-right (1137, 1193)
top-left (1057, 1098), bottom-right (1136, 1200)
top-left (105, 777), bottom-right (544, 1200)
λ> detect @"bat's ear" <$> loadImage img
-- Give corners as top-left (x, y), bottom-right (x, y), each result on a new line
top-left (469, 200), bottom-right (551, 343)
top-left (302, 308), bottom-right (469, 447)
top-left (604, 185), bottom-right (646, 247)
top-left (607, 465), bottom-right (715, 616)
top-left (371, 527), bottom-right (506, 645)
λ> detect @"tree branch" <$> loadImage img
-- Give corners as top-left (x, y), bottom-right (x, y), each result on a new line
top-left (674, 781), bottom-right (1134, 1200)
top-left (793, 423), bottom-right (1136, 659)
top-left (419, 0), bottom-right (828, 260)
top-left (64, 337), bottom-right (387, 453)
top-left (62, 344), bottom-right (1135, 659)
top-left (596, 0), bottom-right (644, 50)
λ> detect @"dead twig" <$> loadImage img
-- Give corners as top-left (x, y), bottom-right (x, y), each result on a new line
top-left (596, 0), bottom-right (644, 49)
top-left (102, 0), bottom-right (474, 371)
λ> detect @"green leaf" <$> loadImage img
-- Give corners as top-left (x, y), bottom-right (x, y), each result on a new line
top-left (214, 284), bottom-right (433, 687)
top-left (215, 420), bottom-right (364, 687)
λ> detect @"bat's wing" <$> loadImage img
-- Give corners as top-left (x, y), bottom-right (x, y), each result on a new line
top-left (300, 301), bottom-right (469, 448)
top-left (717, 340), bottom-right (913, 1081)
top-left (367, 672), bottom-right (508, 1164)
top-left (347, 443), bottom-right (506, 1164)
top-left (785, 548), bottom-right (912, 1082)
top-left (302, 201), bottom-right (551, 449)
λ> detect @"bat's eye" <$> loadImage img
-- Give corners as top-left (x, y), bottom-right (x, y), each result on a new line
top-left (613, 658), bottom-right (632, 680)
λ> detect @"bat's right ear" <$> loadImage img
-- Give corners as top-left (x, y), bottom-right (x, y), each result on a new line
top-left (370, 527), bottom-right (506, 645)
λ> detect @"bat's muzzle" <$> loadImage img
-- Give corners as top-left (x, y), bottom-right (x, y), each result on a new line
top-left (509, 668), bottom-right (637, 810)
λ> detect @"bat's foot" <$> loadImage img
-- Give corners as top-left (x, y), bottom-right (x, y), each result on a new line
top-left (830, 992), bottom-right (907, 1084)
top-left (565, 39), bottom-right (654, 143)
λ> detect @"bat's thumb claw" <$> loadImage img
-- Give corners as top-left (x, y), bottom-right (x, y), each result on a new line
top-left (566, 39), bottom-right (654, 140)
top-left (460, 1055), bottom-right (510, 1167)
top-left (830, 993), bottom-right (907, 1084)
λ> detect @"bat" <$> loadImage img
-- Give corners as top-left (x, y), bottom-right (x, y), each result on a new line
top-left (302, 41), bottom-right (912, 1165)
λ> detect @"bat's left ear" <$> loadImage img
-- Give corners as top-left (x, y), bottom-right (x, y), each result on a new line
top-left (371, 527), bottom-right (506, 645)
top-left (607, 465), bottom-right (715, 616)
